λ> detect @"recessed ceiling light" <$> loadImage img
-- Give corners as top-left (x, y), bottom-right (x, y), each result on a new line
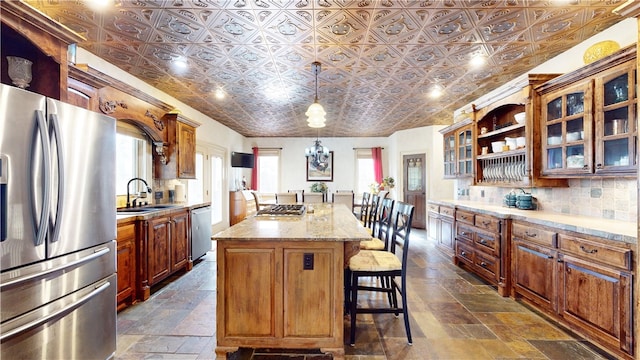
top-left (470, 54), bottom-right (486, 68)
top-left (173, 59), bottom-right (188, 69)
top-left (429, 85), bottom-right (443, 99)
top-left (215, 88), bottom-right (225, 100)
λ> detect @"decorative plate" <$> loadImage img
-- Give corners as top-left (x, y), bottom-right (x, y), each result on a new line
top-left (583, 40), bottom-right (620, 64)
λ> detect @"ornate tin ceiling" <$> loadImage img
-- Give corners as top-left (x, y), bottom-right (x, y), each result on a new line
top-left (24, 0), bottom-right (625, 137)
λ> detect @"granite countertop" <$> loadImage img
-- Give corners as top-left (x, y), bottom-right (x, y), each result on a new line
top-left (116, 201), bottom-right (211, 223)
top-left (430, 199), bottom-right (637, 244)
top-left (212, 203), bottom-right (371, 242)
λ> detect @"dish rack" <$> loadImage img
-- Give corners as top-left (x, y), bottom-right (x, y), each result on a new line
top-left (478, 153), bottom-right (527, 184)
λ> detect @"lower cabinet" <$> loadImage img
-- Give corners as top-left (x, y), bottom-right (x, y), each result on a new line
top-left (454, 209), bottom-right (509, 296)
top-left (116, 220), bottom-right (137, 311)
top-left (511, 220), bottom-right (634, 359)
top-left (145, 209), bottom-right (191, 291)
top-left (427, 202), bottom-right (454, 257)
top-left (216, 240), bottom-right (344, 355)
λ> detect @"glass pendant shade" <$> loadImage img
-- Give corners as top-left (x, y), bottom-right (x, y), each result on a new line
top-left (306, 101), bottom-right (326, 128)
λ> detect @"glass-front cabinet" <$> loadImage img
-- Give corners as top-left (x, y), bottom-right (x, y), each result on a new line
top-left (541, 81), bottom-right (593, 175)
top-left (538, 46), bottom-right (637, 177)
top-left (439, 118), bottom-right (473, 179)
top-left (594, 63), bottom-right (637, 174)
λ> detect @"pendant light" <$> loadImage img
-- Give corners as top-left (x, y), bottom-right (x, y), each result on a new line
top-left (305, 134), bottom-right (330, 171)
top-left (306, 61), bottom-right (326, 128)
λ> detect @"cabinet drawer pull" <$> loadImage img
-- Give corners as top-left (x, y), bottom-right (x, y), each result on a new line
top-left (460, 215), bottom-right (467, 219)
top-left (547, 255), bottom-right (554, 259)
top-left (481, 220), bottom-right (490, 226)
top-left (461, 251), bottom-right (467, 256)
top-left (479, 239), bottom-right (487, 244)
top-left (582, 165), bottom-right (589, 170)
top-left (580, 245), bottom-right (598, 254)
top-left (480, 261), bottom-right (487, 267)
top-left (557, 259), bottom-right (564, 263)
top-left (524, 231), bottom-right (537, 237)
top-left (596, 163), bottom-right (603, 169)
top-left (460, 231), bottom-right (468, 236)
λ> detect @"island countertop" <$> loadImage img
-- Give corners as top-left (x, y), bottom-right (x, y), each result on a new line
top-left (212, 203), bottom-right (371, 242)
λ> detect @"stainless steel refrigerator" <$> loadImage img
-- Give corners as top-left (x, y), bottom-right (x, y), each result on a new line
top-left (0, 84), bottom-right (117, 359)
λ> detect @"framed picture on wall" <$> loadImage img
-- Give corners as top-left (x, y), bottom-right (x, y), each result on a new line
top-left (306, 151), bottom-right (333, 182)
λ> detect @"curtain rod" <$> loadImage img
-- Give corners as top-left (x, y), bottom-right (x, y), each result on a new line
top-left (352, 147), bottom-right (384, 150)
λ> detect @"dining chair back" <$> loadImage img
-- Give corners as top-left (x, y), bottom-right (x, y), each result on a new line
top-left (347, 201), bottom-right (415, 346)
top-left (377, 190), bottom-right (389, 200)
top-left (288, 189), bottom-right (304, 203)
top-left (365, 194), bottom-right (381, 231)
top-left (356, 192), bottom-right (371, 223)
top-left (303, 192), bottom-right (324, 204)
top-left (276, 192), bottom-right (297, 204)
top-left (332, 192), bottom-right (354, 212)
top-left (374, 198), bottom-right (395, 248)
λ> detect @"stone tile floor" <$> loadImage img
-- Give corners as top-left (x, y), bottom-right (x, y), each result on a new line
top-left (115, 229), bottom-right (616, 360)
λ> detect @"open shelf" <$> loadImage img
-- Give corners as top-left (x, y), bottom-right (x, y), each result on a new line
top-left (477, 123), bottom-right (525, 139)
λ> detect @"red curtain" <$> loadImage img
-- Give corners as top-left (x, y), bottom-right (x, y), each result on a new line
top-left (372, 147), bottom-right (383, 184)
top-left (251, 147), bottom-right (259, 191)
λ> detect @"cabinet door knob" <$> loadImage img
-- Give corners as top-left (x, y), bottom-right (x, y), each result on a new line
top-left (583, 165), bottom-right (589, 169)
top-left (596, 163), bottom-right (603, 169)
top-left (480, 261), bottom-right (487, 267)
top-left (461, 251), bottom-right (466, 256)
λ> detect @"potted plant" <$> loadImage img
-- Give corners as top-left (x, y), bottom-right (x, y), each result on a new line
top-left (310, 182), bottom-right (328, 193)
top-left (381, 176), bottom-right (395, 190)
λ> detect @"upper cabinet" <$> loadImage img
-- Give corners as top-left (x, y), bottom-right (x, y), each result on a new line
top-left (154, 113), bottom-right (197, 180)
top-left (536, 45), bottom-right (637, 177)
top-left (470, 74), bottom-right (566, 188)
top-left (440, 116), bottom-right (474, 179)
top-left (0, 2), bottom-right (83, 101)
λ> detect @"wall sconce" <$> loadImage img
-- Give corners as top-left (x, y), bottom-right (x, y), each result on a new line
top-left (154, 142), bottom-right (168, 164)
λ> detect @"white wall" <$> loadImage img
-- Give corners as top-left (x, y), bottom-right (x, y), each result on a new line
top-left (248, 137), bottom-right (389, 193)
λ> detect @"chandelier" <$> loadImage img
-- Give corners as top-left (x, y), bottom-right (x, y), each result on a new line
top-left (305, 138), bottom-right (330, 171)
top-left (306, 61), bottom-right (326, 128)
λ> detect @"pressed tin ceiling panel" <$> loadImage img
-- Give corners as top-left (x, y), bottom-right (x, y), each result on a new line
top-left (23, 0), bottom-right (626, 137)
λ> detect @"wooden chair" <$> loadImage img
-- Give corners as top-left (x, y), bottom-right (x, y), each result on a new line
top-left (355, 192), bottom-right (371, 223)
top-left (347, 201), bottom-right (415, 346)
top-left (360, 198), bottom-right (394, 251)
top-left (303, 192), bottom-right (324, 204)
top-left (377, 190), bottom-right (389, 200)
top-left (332, 192), bottom-right (354, 212)
top-left (363, 194), bottom-right (381, 235)
top-left (251, 191), bottom-right (266, 212)
top-left (276, 192), bottom-right (297, 204)
top-left (288, 189), bottom-right (304, 203)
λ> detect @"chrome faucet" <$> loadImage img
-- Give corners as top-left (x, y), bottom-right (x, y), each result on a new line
top-left (126, 178), bottom-right (152, 208)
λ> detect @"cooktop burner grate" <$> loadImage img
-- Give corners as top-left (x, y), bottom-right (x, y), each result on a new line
top-left (256, 204), bottom-right (306, 216)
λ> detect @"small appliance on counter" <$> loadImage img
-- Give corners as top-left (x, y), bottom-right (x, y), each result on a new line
top-left (504, 189), bottom-right (536, 210)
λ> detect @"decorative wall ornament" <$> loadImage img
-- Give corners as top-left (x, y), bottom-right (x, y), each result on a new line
top-left (145, 110), bottom-right (164, 131)
top-left (98, 97), bottom-right (128, 114)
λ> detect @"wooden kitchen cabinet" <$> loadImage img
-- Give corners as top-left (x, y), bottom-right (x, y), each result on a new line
top-left (217, 240), bottom-right (344, 355)
top-left (154, 113), bottom-right (197, 180)
top-left (453, 209), bottom-right (510, 296)
top-left (511, 221), bottom-right (558, 313)
top-left (511, 219), bottom-right (634, 359)
top-left (536, 45), bottom-right (637, 177)
top-left (116, 221), bottom-right (137, 311)
top-left (428, 202), bottom-right (454, 257)
top-left (472, 74), bottom-right (566, 187)
top-left (439, 118), bottom-right (474, 179)
top-left (557, 233), bottom-right (633, 357)
top-left (140, 208), bottom-right (191, 300)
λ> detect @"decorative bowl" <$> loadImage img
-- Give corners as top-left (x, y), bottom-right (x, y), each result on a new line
top-left (514, 112), bottom-right (526, 124)
top-left (491, 141), bottom-right (506, 153)
top-left (566, 132), bottom-right (581, 142)
top-left (548, 136), bottom-right (562, 145)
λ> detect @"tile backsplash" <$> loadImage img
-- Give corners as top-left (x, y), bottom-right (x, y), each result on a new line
top-left (455, 178), bottom-right (637, 222)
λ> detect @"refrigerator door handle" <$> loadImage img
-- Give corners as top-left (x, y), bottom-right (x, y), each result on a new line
top-left (1, 154), bottom-right (7, 242)
top-left (33, 110), bottom-right (51, 247)
top-left (0, 246), bottom-right (110, 289)
top-left (48, 113), bottom-right (64, 244)
top-left (0, 280), bottom-right (111, 341)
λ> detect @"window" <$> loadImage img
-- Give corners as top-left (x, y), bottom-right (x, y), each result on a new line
top-left (355, 149), bottom-right (375, 195)
top-left (115, 123), bottom-right (151, 196)
top-left (257, 149), bottom-right (280, 193)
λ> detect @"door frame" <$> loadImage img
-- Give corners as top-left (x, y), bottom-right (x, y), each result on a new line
top-left (399, 149), bottom-right (429, 228)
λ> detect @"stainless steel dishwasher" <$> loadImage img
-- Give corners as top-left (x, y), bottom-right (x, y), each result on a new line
top-left (191, 205), bottom-right (212, 261)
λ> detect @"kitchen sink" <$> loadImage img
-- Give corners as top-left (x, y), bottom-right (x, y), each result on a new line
top-left (117, 208), bottom-right (155, 213)
top-left (117, 204), bottom-right (183, 214)
top-left (147, 204), bottom-right (181, 209)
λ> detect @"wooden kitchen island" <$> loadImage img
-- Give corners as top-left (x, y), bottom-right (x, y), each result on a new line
top-left (212, 204), bottom-right (370, 360)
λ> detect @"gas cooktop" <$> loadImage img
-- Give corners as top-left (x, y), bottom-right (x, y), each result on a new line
top-left (256, 204), bottom-right (306, 217)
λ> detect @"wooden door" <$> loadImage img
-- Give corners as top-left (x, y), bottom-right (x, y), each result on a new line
top-left (116, 222), bottom-right (136, 310)
top-left (513, 241), bottom-right (556, 312)
top-left (403, 154), bottom-right (426, 228)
